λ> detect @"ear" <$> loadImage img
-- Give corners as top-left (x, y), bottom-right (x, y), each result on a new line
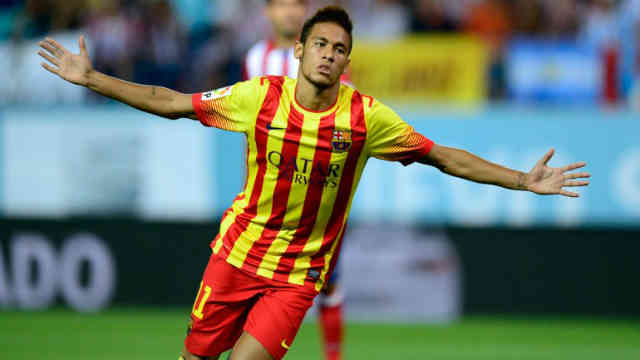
top-left (294, 41), bottom-right (304, 60)
top-left (342, 57), bottom-right (351, 74)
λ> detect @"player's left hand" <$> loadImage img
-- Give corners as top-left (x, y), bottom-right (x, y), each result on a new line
top-left (525, 148), bottom-right (590, 198)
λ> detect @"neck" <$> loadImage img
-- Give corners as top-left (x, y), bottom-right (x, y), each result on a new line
top-left (294, 72), bottom-right (340, 112)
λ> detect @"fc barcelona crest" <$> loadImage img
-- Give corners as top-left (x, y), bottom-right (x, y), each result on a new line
top-left (331, 129), bottom-right (352, 152)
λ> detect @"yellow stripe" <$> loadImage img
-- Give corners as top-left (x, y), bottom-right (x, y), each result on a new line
top-left (213, 206), bottom-right (241, 254)
top-left (314, 154), bottom-right (368, 290)
top-left (289, 89), bottom-right (354, 285)
top-left (227, 101), bottom-right (287, 269)
top-left (254, 105), bottom-right (291, 278)
top-left (213, 81), bottom-right (270, 258)
top-left (257, 110), bottom-right (321, 279)
top-left (223, 81), bottom-right (267, 267)
top-left (315, 223), bottom-right (347, 292)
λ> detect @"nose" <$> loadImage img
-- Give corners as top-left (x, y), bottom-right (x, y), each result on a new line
top-left (322, 48), bottom-right (335, 63)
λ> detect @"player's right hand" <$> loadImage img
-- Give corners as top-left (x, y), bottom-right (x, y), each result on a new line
top-left (38, 36), bottom-right (93, 87)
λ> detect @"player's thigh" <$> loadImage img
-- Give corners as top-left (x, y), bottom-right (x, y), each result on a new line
top-left (229, 331), bottom-right (273, 360)
top-left (243, 287), bottom-right (316, 360)
top-left (185, 254), bottom-right (257, 357)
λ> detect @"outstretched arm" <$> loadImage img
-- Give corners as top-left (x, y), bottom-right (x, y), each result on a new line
top-left (419, 145), bottom-right (590, 198)
top-left (38, 36), bottom-right (195, 120)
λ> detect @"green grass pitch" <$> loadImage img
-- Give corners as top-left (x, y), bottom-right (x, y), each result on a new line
top-left (1, 309), bottom-right (639, 359)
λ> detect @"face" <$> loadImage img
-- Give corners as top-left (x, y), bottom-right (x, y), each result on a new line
top-left (295, 22), bottom-right (351, 88)
top-left (265, 0), bottom-right (307, 40)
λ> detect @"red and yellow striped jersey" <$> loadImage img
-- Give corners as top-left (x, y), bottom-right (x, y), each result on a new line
top-left (192, 76), bottom-right (434, 291)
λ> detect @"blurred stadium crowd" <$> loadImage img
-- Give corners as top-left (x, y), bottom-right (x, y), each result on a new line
top-left (1, 0), bottom-right (639, 102)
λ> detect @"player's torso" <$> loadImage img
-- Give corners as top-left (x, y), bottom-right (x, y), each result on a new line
top-left (214, 76), bottom-right (372, 288)
top-left (240, 78), bottom-right (366, 236)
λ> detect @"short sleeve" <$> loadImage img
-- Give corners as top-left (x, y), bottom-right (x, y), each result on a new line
top-left (192, 77), bottom-right (263, 133)
top-left (365, 100), bottom-right (434, 166)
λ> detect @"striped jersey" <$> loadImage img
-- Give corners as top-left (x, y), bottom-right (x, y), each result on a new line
top-left (192, 76), bottom-right (434, 291)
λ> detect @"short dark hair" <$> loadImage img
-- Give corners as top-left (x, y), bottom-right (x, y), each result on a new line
top-left (300, 6), bottom-right (353, 54)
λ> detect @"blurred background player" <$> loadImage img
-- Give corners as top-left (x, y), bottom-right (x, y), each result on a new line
top-left (243, 2), bottom-right (345, 360)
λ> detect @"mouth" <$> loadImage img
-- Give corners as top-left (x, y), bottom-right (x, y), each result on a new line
top-left (317, 65), bottom-right (331, 76)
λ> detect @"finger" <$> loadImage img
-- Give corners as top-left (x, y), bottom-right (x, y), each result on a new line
top-left (564, 172), bottom-right (591, 180)
top-left (45, 37), bottom-right (66, 56)
top-left (41, 62), bottom-right (60, 75)
top-left (38, 50), bottom-right (59, 66)
top-left (540, 148), bottom-right (554, 165)
top-left (40, 41), bottom-right (58, 56)
top-left (563, 180), bottom-right (590, 187)
top-left (562, 162), bottom-right (586, 172)
top-left (79, 35), bottom-right (88, 56)
top-left (560, 190), bottom-right (580, 198)
top-left (45, 37), bottom-right (62, 50)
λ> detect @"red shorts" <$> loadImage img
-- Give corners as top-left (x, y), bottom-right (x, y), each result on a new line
top-left (184, 253), bottom-right (317, 359)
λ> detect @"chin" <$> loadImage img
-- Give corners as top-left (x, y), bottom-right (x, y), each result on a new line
top-left (310, 74), bottom-right (337, 88)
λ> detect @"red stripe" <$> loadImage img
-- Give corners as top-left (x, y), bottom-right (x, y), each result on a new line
top-left (209, 189), bottom-right (243, 252)
top-left (191, 93), bottom-right (206, 126)
top-left (307, 92), bottom-right (366, 284)
top-left (262, 40), bottom-right (275, 75)
top-left (245, 104), bottom-right (304, 272)
top-left (273, 112), bottom-right (337, 283)
top-left (325, 222), bottom-right (348, 282)
top-left (217, 76), bottom-right (284, 263)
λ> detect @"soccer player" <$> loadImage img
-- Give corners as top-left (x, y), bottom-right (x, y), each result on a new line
top-left (244, 2), bottom-right (345, 359)
top-left (38, 6), bottom-right (590, 360)
top-left (243, 0), bottom-right (306, 80)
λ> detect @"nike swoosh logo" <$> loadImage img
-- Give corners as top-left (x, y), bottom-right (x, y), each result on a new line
top-left (266, 123), bottom-right (286, 131)
top-left (281, 339), bottom-right (291, 350)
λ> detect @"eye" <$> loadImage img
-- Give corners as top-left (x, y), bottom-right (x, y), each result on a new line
top-left (336, 48), bottom-right (346, 55)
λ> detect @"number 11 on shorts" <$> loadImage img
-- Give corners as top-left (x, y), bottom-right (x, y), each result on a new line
top-left (192, 281), bottom-right (212, 319)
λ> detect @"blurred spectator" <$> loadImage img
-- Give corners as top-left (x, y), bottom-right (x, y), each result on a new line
top-left (170, 0), bottom-right (215, 33)
top-left (619, 0), bottom-right (640, 108)
top-left (543, 0), bottom-right (581, 38)
top-left (49, 0), bottom-right (85, 33)
top-left (86, 0), bottom-right (141, 92)
top-left (410, 0), bottom-right (459, 33)
top-left (10, 0), bottom-right (86, 40)
top-left (11, 0), bottom-right (53, 40)
top-left (180, 0), bottom-right (269, 92)
top-left (215, 0), bottom-right (269, 55)
top-left (350, 0), bottom-right (410, 40)
top-left (581, 0), bottom-right (621, 104)
top-left (185, 24), bottom-right (237, 92)
top-left (0, 0), bottom-right (21, 40)
top-left (580, 0), bottom-right (619, 47)
top-left (134, 0), bottom-right (186, 89)
top-left (511, 0), bottom-right (546, 37)
top-left (1, 0), bottom-right (638, 106)
top-left (465, 0), bottom-right (513, 99)
top-left (465, 0), bottom-right (512, 51)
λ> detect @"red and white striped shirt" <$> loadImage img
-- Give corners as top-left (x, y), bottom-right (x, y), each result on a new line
top-left (243, 40), bottom-right (299, 80)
